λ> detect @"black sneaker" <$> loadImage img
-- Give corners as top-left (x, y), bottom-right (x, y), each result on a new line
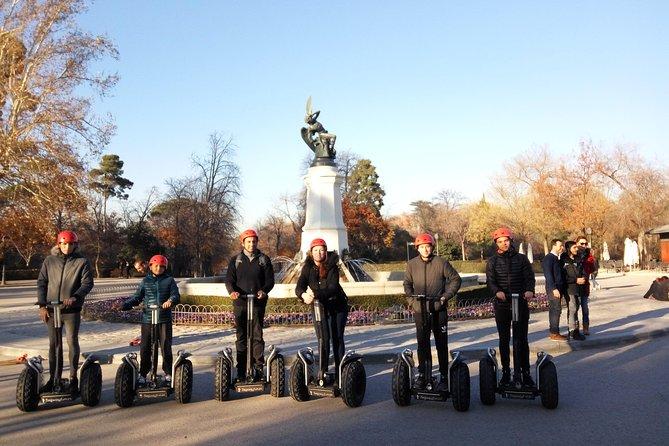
top-left (69, 377), bottom-right (79, 395)
top-left (499, 368), bottom-right (511, 387)
top-left (235, 368), bottom-right (246, 383)
top-left (414, 373), bottom-right (426, 389)
top-left (570, 329), bottom-right (586, 341)
top-left (521, 370), bottom-right (535, 388)
top-left (512, 371), bottom-right (523, 389)
top-left (437, 374), bottom-right (448, 391)
top-left (40, 379), bottom-right (53, 393)
top-left (252, 367), bottom-right (263, 382)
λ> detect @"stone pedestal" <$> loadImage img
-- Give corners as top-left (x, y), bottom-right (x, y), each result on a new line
top-left (300, 165), bottom-right (349, 258)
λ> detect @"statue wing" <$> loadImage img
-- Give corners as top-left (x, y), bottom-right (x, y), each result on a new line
top-left (306, 96), bottom-right (313, 116)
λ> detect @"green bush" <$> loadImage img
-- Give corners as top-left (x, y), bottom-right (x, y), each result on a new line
top-left (180, 285), bottom-right (490, 310)
top-left (363, 259), bottom-right (542, 274)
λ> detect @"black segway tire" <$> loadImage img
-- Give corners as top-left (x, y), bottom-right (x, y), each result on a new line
top-left (391, 356), bottom-right (412, 407)
top-left (80, 362), bottom-right (102, 407)
top-left (214, 356), bottom-right (231, 401)
top-left (341, 360), bottom-right (366, 408)
top-left (114, 362), bottom-right (135, 408)
top-left (289, 359), bottom-right (310, 402)
top-left (478, 357), bottom-right (496, 406)
top-left (174, 359), bottom-right (193, 404)
top-left (450, 362), bottom-right (471, 412)
top-left (539, 361), bottom-right (559, 409)
top-left (16, 368), bottom-right (40, 412)
top-left (270, 354), bottom-right (285, 398)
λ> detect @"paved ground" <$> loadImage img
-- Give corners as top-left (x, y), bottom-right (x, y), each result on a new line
top-left (0, 336), bottom-right (667, 445)
top-left (1, 271), bottom-right (667, 365)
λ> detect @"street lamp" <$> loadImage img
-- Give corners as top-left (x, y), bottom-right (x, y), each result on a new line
top-left (406, 242), bottom-right (415, 263)
top-left (435, 233), bottom-right (439, 257)
top-left (585, 227), bottom-right (592, 246)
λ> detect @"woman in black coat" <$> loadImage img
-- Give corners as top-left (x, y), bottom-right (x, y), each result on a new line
top-left (295, 238), bottom-right (349, 384)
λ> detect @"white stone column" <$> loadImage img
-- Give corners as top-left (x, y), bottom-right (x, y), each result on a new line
top-left (300, 164), bottom-right (349, 258)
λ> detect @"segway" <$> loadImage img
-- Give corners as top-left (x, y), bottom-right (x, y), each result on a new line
top-left (391, 295), bottom-right (470, 411)
top-left (114, 305), bottom-right (193, 407)
top-left (289, 300), bottom-right (366, 408)
top-left (214, 294), bottom-right (285, 400)
top-left (478, 294), bottom-right (559, 409)
top-left (16, 301), bottom-right (102, 412)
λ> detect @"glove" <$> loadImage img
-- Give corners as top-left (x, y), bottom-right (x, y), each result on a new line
top-left (120, 302), bottom-right (132, 311)
top-left (432, 297), bottom-right (447, 312)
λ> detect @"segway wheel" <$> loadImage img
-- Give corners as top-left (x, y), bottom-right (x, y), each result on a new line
top-left (80, 362), bottom-right (102, 407)
top-left (341, 360), bottom-right (366, 408)
top-left (539, 361), bottom-right (559, 409)
top-left (289, 359), bottom-right (310, 402)
top-left (478, 357), bottom-right (496, 406)
top-left (16, 367), bottom-right (40, 412)
top-left (391, 356), bottom-right (411, 407)
top-left (270, 354), bottom-right (285, 398)
top-left (214, 355), bottom-right (231, 401)
top-left (174, 359), bottom-right (193, 404)
top-left (114, 362), bottom-right (135, 408)
top-left (450, 362), bottom-right (471, 412)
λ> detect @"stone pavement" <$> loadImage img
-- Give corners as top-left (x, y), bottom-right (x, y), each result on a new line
top-left (1, 271), bottom-right (667, 368)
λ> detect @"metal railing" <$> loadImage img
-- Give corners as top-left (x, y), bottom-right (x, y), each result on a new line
top-left (171, 294), bottom-right (550, 327)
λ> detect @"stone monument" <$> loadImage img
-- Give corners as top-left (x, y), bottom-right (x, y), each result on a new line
top-left (299, 97), bottom-right (349, 260)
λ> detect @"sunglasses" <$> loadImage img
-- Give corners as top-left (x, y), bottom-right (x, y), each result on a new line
top-left (578, 242), bottom-right (588, 246)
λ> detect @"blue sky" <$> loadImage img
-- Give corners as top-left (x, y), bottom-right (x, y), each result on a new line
top-left (80, 1), bottom-right (668, 229)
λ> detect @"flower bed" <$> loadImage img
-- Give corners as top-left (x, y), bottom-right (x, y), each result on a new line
top-left (83, 293), bottom-right (549, 326)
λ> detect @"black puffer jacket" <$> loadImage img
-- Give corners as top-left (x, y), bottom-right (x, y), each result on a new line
top-left (36, 245), bottom-right (94, 313)
top-left (225, 250), bottom-right (275, 307)
top-left (486, 245), bottom-right (535, 297)
top-left (295, 251), bottom-right (348, 312)
top-left (563, 255), bottom-right (589, 297)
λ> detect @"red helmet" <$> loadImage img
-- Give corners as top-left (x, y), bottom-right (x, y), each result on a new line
top-left (492, 227), bottom-right (513, 241)
top-left (310, 238), bottom-right (327, 250)
top-left (57, 230), bottom-right (78, 244)
top-left (149, 255), bottom-right (168, 266)
top-left (239, 229), bottom-right (258, 243)
top-left (414, 233), bottom-right (435, 247)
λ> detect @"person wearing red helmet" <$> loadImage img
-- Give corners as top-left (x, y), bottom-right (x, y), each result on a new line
top-left (120, 254), bottom-right (180, 384)
top-left (36, 230), bottom-right (94, 394)
top-left (225, 229), bottom-right (275, 382)
top-left (295, 238), bottom-right (349, 385)
top-left (403, 232), bottom-right (462, 390)
top-left (485, 227), bottom-right (536, 388)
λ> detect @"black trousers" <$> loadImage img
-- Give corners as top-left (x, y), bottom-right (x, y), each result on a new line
top-left (494, 298), bottom-right (530, 371)
top-left (46, 312), bottom-right (81, 380)
top-left (313, 302), bottom-right (348, 376)
top-left (233, 303), bottom-right (266, 374)
top-left (414, 309), bottom-right (449, 375)
top-left (140, 322), bottom-right (173, 376)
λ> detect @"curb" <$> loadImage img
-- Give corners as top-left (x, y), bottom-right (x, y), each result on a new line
top-left (3, 328), bottom-right (668, 369)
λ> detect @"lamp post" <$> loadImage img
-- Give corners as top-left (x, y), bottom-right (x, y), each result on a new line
top-left (585, 227), bottom-right (592, 246)
top-left (406, 242), bottom-right (414, 263)
top-left (435, 233), bottom-right (439, 257)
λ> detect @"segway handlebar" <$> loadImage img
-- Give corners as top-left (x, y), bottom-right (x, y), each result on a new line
top-left (410, 294), bottom-right (442, 301)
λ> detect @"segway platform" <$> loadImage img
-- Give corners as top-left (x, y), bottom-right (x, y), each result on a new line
top-left (290, 348), bottom-right (366, 407)
top-left (17, 301), bottom-right (103, 412)
top-left (392, 348), bottom-right (470, 411)
top-left (214, 344), bottom-right (285, 400)
top-left (478, 347), bottom-right (559, 409)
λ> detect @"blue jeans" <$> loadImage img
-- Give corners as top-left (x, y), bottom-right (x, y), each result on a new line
top-left (568, 294), bottom-right (590, 328)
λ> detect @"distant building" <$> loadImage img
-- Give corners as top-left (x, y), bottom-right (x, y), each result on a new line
top-left (648, 225), bottom-right (669, 262)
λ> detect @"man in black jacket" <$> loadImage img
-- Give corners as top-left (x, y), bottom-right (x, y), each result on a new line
top-left (541, 239), bottom-right (568, 341)
top-left (403, 233), bottom-right (462, 390)
top-left (486, 227), bottom-right (535, 388)
top-left (225, 229), bottom-right (275, 381)
top-left (36, 230), bottom-right (94, 394)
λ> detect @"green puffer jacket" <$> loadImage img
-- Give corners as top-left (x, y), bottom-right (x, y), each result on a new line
top-left (122, 273), bottom-right (180, 324)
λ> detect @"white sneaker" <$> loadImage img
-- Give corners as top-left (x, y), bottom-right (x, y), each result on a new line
top-left (137, 375), bottom-right (147, 385)
top-left (164, 375), bottom-right (172, 383)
